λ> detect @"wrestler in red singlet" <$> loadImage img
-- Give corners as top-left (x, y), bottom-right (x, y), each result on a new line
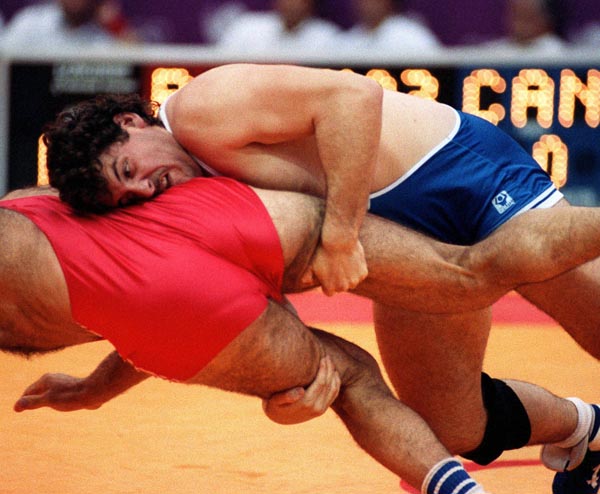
top-left (0, 177), bottom-right (285, 381)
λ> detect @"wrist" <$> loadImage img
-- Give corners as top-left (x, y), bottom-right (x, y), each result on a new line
top-left (77, 379), bottom-right (99, 407)
top-left (320, 225), bottom-right (359, 250)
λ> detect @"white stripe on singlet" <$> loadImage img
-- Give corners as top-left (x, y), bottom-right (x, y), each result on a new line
top-left (158, 94), bottom-right (222, 177)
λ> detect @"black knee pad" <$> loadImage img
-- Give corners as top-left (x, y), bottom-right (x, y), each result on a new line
top-left (462, 373), bottom-right (532, 465)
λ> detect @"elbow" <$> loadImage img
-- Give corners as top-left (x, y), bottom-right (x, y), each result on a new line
top-left (335, 69), bottom-right (383, 113)
top-left (354, 75), bottom-right (384, 114)
top-left (365, 75), bottom-right (384, 102)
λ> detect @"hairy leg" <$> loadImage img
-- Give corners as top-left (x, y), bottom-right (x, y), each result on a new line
top-left (190, 300), bottom-right (454, 488)
top-left (357, 205), bottom-right (600, 314)
top-left (504, 380), bottom-right (577, 445)
top-left (373, 303), bottom-right (580, 456)
top-left (517, 258), bottom-right (600, 359)
top-left (514, 198), bottom-right (600, 359)
top-left (256, 187), bottom-right (600, 314)
top-left (373, 304), bottom-right (491, 453)
top-left (473, 201), bottom-right (600, 298)
top-left (353, 215), bottom-right (487, 312)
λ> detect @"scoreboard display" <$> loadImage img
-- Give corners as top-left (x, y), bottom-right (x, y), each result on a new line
top-left (6, 59), bottom-right (600, 204)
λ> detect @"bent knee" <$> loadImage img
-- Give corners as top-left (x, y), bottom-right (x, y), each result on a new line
top-left (195, 302), bottom-right (324, 397)
top-left (310, 327), bottom-right (387, 403)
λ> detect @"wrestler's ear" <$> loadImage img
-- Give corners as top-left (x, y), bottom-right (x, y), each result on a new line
top-left (113, 112), bottom-right (149, 129)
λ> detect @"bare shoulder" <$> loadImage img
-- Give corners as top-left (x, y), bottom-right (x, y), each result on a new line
top-left (0, 207), bottom-right (57, 303)
top-left (0, 207), bottom-right (65, 294)
top-left (167, 64), bottom-right (311, 148)
top-left (175, 64), bottom-right (282, 107)
top-left (167, 63), bottom-right (378, 153)
top-left (167, 65), bottom-right (263, 127)
top-left (0, 207), bottom-right (40, 241)
top-left (175, 63), bottom-right (341, 106)
top-left (196, 63), bottom-right (317, 83)
top-left (1, 186), bottom-right (58, 200)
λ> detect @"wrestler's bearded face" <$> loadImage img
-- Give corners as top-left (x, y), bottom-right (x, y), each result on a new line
top-left (99, 114), bottom-right (202, 207)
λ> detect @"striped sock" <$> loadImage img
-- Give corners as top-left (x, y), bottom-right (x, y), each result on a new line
top-left (421, 458), bottom-right (485, 494)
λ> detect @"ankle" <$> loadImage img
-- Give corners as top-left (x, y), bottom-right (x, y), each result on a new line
top-left (554, 398), bottom-right (595, 449)
top-left (588, 404), bottom-right (600, 451)
top-left (421, 458), bottom-right (486, 494)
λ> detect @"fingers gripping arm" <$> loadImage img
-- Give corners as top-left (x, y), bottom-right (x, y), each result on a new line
top-left (311, 72), bottom-right (383, 295)
top-left (178, 65), bottom-right (381, 295)
top-left (262, 355), bottom-right (341, 425)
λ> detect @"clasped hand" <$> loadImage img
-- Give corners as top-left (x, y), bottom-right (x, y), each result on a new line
top-left (302, 239), bottom-right (368, 296)
top-left (262, 355), bottom-right (341, 425)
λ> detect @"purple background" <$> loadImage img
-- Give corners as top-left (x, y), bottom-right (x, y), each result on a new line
top-left (3, 0), bottom-right (600, 45)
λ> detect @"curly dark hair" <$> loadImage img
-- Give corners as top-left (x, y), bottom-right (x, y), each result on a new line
top-left (44, 93), bottom-right (160, 213)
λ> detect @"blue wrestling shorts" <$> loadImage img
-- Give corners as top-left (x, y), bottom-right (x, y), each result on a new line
top-left (368, 110), bottom-right (563, 245)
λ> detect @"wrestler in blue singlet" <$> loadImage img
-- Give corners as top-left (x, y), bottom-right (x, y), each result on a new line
top-left (160, 93), bottom-right (561, 247)
top-left (369, 110), bottom-right (563, 245)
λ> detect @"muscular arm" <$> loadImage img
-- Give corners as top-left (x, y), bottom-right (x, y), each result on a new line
top-left (170, 64), bottom-right (383, 294)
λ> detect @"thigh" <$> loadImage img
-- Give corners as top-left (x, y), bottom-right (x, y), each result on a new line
top-left (515, 199), bottom-right (600, 359)
top-left (188, 300), bottom-right (322, 398)
top-left (252, 188), bottom-right (323, 292)
top-left (353, 214), bottom-right (496, 313)
top-left (373, 303), bottom-right (492, 454)
top-left (517, 258), bottom-right (600, 359)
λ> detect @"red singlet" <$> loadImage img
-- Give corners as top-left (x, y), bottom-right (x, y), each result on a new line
top-left (1, 178), bottom-right (285, 381)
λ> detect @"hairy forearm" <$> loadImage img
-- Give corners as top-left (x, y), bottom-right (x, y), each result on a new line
top-left (315, 76), bottom-right (383, 245)
top-left (85, 351), bottom-right (150, 404)
top-left (14, 351), bottom-right (150, 413)
top-left (306, 76), bottom-right (383, 293)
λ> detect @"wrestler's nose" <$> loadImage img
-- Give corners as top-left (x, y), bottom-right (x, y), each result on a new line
top-left (130, 179), bottom-right (155, 198)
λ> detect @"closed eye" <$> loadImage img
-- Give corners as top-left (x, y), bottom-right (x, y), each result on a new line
top-left (123, 159), bottom-right (131, 178)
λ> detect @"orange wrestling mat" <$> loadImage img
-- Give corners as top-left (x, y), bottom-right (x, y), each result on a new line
top-left (1, 292), bottom-right (598, 493)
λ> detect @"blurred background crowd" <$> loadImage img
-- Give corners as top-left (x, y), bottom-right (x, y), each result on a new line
top-left (1, 0), bottom-right (599, 203)
top-left (1, 0), bottom-right (599, 54)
